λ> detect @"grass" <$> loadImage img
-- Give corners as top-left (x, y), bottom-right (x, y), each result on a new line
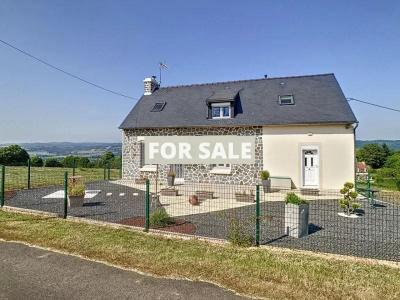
top-left (0, 210), bottom-right (399, 299)
top-left (3, 166), bottom-right (120, 191)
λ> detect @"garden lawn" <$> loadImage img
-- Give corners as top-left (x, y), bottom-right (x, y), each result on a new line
top-left (3, 167), bottom-right (120, 191)
top-left (0, 211), bottom-right (399, 299)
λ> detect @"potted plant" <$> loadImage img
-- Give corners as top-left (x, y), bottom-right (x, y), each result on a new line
top-left (167, 171), bottom-right (175, 186)
top-left (260, 170), bottom-right (271, 193)
top-left (284, 192), bottom-right (309, 238)
top-left (339, 182), bottom-right (360, 218)
top-left (68, 181), bottom-right (85, 207)
top-left (189, 195), bottom-right (199, 205)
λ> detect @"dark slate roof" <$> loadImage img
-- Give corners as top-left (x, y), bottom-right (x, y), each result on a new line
top-left (119, 73), bottom-right (357, 129)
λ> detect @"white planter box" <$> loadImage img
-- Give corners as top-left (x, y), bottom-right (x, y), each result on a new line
top-left (284, 203), bottom-right (309, 238)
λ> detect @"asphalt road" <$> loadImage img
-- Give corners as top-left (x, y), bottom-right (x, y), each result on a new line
top-left (0, 241), bottom-right (245, 300)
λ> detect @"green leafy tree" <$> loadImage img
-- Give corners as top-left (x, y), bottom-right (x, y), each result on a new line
top-left (385, 152), bottom-right (400, 169)
top-left (45, 158), bottom-right (63, 167)
top-left (339, 182), bottom-right (360, 215)
top-left (356, 144), bottom-right (388, 169)
top-left (62, 155), bottom-right (78, 168)
top-left (0, 145), bottom-right (30, 166)
top-left (97, 151), bottom-right (115, 168)
top-left (30, 156), bottom-right (44, 167)
top-left (382, 143), bottom-right (392, 158)
top-left (78, 157), bottom-right (91, 168)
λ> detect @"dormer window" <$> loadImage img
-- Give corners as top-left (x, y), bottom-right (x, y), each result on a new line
top-left (279, 95), bottom-right (294, 105)
top-left (211, 102), bottom-right (231, 119)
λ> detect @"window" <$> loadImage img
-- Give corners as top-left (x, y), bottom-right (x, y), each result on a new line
top-left (139, 141), bottom-right (156, 171)
top-left (279, 95), bottom-right (294, 105)
top-left (210, 163), bottom-right (231, 174)
top-left (211, 102), bottom-right (231, 119)
top-left (139, 142), bottom-right (145, 168)
top-left (151, 102), bottom-right (166, 112)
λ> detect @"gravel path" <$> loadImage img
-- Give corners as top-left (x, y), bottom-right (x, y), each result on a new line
top-left (5, 182), bottom-right (400, 261)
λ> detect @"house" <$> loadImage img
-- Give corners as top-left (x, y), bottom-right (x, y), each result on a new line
top-left (119, 73), bottom-right (357, 190)
top-left (356, 161), bottom-right (368, 173)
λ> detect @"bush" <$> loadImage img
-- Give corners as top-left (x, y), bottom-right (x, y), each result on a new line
top-left (150, 209), bottom-right (173, 227)
top-left (227, 218), bottom-right (254, 247)
top-left (45, 158), bottom-right (63, 167)
top-left (285, 193), bottom-right (308, 205)
top-left (339, 182), bottom-right (360, 215)
top-left (68, 183), bottom-right (85, 197)
top-left (30, 156), bottom-right (44, 167)
top-left (63, 156), bottom-right (78, 168)
top-left (0, 145), bottom-right (30, 166)
top-left (260, 170), bottom-right (270, 180)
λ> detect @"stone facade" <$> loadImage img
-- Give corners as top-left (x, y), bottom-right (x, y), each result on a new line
top-left (122, 126), bottom-right (263, 185)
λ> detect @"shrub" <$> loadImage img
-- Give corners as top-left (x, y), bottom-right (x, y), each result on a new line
top-left (0, 145), bottom-right (30, 166)
top-left (260, 170), bottom-right (270, 180)
top-left (285, 192), bottom-right (308, 205)
top-left (167, 171), bottom-right (176, 177)
top-left (30, 156), bottom-right (44, 167)
top-left (68, 184), bottom-right (85, 197)
top-left (227, 218), bottom-right (254, 247)
top-left (339, 182), bottom-right (360, 215)
top-left (45, 158), bottom-right (63, 167)
top-left (150, 209), bottom-right (173, 227)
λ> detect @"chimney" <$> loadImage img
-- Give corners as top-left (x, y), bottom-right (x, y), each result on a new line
top-left (143, 76), bottom-right (159, 95)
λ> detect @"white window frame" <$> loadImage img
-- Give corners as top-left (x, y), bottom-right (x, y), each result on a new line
top-left (211, 102), bottom-right (231, 119)
top-left (137, 137), bottom-right (157, 172)
top-left (210, 163), bottom-right (232, 175)
top-left (279, 95), bottom-right (295, 105)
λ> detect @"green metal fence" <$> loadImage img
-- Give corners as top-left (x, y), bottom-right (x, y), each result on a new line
top-left (1, 168), bottom-right (400, 262)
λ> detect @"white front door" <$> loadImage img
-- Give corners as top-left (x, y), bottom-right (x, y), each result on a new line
top-left (303, 149), bottom-right (319, 187)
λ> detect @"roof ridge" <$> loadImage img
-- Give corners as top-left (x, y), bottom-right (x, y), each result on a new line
top-left (159, 73), bottom-right (334, 89)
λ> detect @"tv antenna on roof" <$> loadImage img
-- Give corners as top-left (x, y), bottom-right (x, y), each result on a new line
top-left (159, 61), bottom-right (168, 86)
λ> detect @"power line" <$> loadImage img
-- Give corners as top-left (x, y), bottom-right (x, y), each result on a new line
top-left (0, 39), bottom-right (137, 100)
top-left (347, 97), bottom-right (400, 113)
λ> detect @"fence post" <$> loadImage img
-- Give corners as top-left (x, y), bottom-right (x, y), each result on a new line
top-left (255, 184), bottom-right (260, 246)
top-left (107, 165), bottom-right (111, 180)
top-left (145, 179), bottom-right (150, 232)
top-left (367, 172), bottom-right (371, 201)
top-left (103, 167), bottom-right (106, 180)
top-left (63, 172), bottom-right (68, 219)
top-left (27, 158), bottom-right (31, 189)
top-left (0, 165), bottom-right (5, 207)
top-left (72, 158), bottom-right (76, 177)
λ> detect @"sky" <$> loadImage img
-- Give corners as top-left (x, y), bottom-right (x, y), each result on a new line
top-left (0, 0), bottom-right (399, 143)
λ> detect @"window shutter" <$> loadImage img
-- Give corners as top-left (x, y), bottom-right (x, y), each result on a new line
top-left (140, 142), bottom-right (145, 167)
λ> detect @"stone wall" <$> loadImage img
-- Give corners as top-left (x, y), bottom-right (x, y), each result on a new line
top-left (122, 127), bottom-right (263, 185)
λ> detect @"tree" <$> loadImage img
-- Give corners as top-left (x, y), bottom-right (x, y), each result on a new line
top-left (385, 152), bottom-right (400, 169)
top-left (63, 156), bottom-right (78, 168)
top-left (382, 143), bottom-right (392, 158)
top-left (356, 144), bottom-right (388, 169)
top-left (98, 151), bottom-right (115, 168)
top-left (0, 145), bottom-right (30, 166)
top-left (339, 182), bottom-right (360, 215)
top-left (78, 157), bottom-right (91, 168)
top-left (45, 158), bottom-right (63, 167)
top-left (30, 156), bottom-right (44, 167)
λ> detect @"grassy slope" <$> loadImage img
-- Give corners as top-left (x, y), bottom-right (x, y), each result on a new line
top-left (0, 211), bottom-right (399, 299)
top-left (4, 167), bottom-right (120, 190)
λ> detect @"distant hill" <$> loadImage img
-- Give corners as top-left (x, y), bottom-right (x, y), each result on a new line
top-left (356, 140), bottom-right (400, 150)
top-left (1, 140), bottom-right (399, 158)
top-left (0, 142), bottom-right (122, 159)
